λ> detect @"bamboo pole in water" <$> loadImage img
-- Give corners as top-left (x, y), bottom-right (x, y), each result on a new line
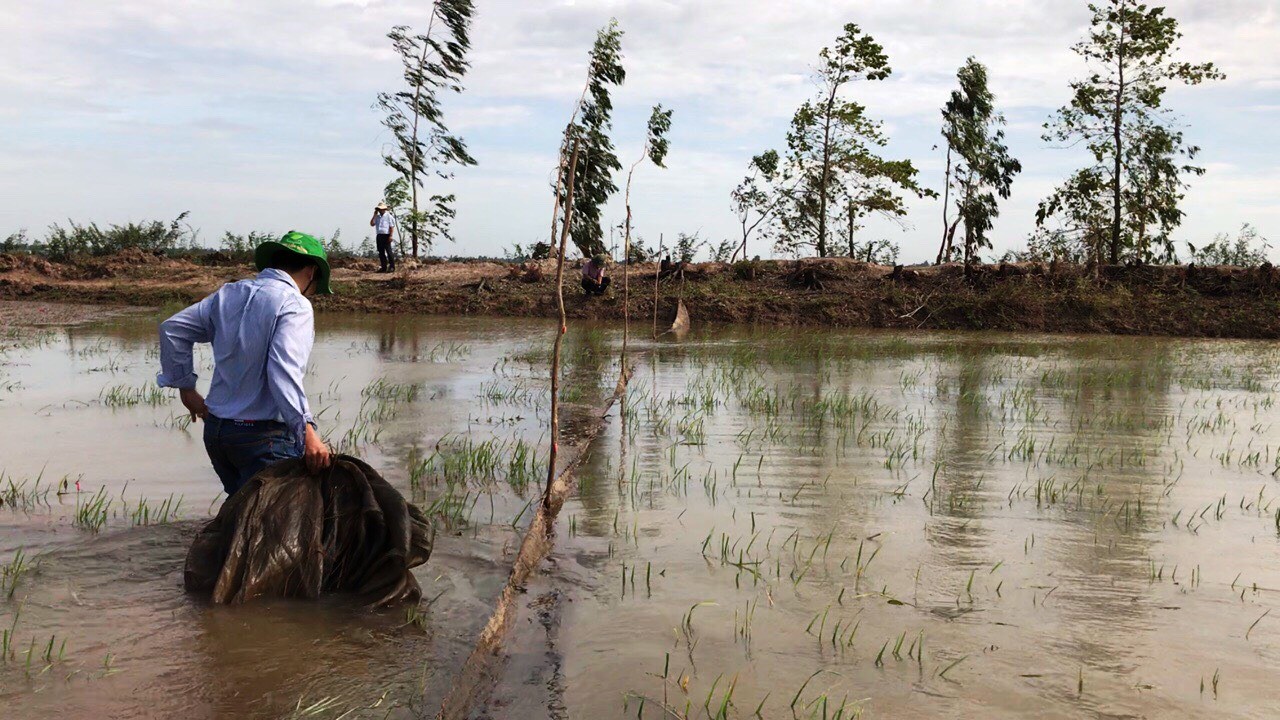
top-left (436, 136), bottom-right (587, 720)
top-left (623, 152), bottom-right (642, 378)
top-left (543, 137), bottom-right (581, 511)
top-left (653, 232), bottom-right (663, 339)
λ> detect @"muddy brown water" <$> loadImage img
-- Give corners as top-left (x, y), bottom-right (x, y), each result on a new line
top-left (1, 313), bottom-right (1278, 718)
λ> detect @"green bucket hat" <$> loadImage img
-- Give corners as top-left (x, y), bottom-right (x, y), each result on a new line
top-left (254, 231), bottom-right (333, 295)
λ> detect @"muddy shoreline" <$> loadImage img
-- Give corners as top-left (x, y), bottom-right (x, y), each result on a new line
top-left (3, 249), bottom-right (1279, 338)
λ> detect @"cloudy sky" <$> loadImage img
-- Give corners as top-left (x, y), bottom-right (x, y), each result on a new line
top-left (2, 0), bottom-right (1277, 262)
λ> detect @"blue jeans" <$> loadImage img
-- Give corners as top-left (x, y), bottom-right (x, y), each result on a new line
top-left (203, 416), bottom-right (301, 496)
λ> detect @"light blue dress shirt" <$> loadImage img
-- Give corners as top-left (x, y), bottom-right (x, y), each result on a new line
top-left (157, 268), bottom-right (316, 451)
top-left (374, 210), bottom-right (396, 235)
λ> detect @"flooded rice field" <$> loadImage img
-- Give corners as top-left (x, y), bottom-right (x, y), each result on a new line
top-left (2, 312), bottom-right (1279, 718)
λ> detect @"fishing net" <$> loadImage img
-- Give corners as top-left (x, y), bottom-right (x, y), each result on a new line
top-left (669, 299), bottom-right (690, 335)
top-left (183, 455), bottom-right (433, 607)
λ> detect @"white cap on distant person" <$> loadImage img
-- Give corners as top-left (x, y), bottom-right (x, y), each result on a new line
top-left (376, 202), bottom-right (389, 211)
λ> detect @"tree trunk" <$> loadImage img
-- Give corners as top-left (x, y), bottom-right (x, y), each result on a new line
top-left (962, 178), bottom-right (977, 267)
top-left (408, 40), bottom-right (430, 257)
top-left (964, 222), bottom-right (974, 268)
top-left (944, 217), bottom-right (961, 263)
top-left (937, 146), bottom-right (953, 264)
top-left (407, 2), bottom-right (446, 258)
top-left (816, 84), bottom-right (839, 258)
top-left (1135, 198), bottom-right (1147, 260)
top-left (1110, 4), bottom-right (1126, 265)
top-left (845, 201), bottom-right (857, 258)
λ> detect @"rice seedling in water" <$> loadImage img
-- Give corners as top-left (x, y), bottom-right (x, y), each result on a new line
top-left (163, 412), bottom-right (194, 432)
top-left (411, 434), bottom-right (545, 494)
top-left (1246, 609), bottom-right (1270, 640)
top-left (403, 604), bottom-right (429, 632)
top-left (421, 486), bottom-right (477, 529)
top-left (361, 377), bottom-right (423, 403)
top-left (0, 468), bottom-right (52, 510)
top-left (99, 651), bottom-right (118, 678)
top-left (1, 606), bottom-right (19, 661)
top-left (938, 655), bottom-right (968, 682)
top-left (679, 601), bottom-right (716, 648)
top-left (125, 493), bottom-right (183, 526)
top-left (1, 549), bottom-right (39, 600)
top-left (74, 486), bottom-right (111, 532)
top-left (35, 633), bottom-right (67, 667)
top-left (289, 684), bottom-right (393, 718)
top-left (707, 673), bottom-right (738, 720)
top-left (290, 693), bottom-right (348, 717)
top-left (789, 670), bottom-right (824, 715)
top-left (99, 382), bottom-right (169, 408)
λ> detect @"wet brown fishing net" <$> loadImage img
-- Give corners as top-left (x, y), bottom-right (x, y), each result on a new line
top-left (183, 455), bottom-right (433, 607)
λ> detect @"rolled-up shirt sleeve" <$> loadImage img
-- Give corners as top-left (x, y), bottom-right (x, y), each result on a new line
top-left (156, 296), bottom-right (213, 389)
top-left (266, 298), bottom-right (316, 452)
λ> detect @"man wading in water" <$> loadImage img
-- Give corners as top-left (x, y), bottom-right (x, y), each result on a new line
top-left (157, 232), bottom-right (333, 495)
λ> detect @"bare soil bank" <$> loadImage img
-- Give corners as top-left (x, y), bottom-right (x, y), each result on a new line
top-left (2, 248), bottom-right (1278, 338)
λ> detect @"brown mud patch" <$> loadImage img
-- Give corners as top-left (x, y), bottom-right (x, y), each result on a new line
top-left (4, 251), bottom-right (1280, 338)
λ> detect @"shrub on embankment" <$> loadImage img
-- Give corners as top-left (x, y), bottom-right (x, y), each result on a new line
top-left (3, 250), bottom-right (1279, 339)
top-left (1, 215), bottom-right (373, 264)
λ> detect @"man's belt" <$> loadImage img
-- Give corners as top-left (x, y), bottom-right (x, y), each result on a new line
top-left (211, 415), bottom-right (283, 427)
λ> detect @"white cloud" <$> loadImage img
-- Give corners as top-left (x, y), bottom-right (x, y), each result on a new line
top-left (452, 103), bottom-right (535, 130)
top-left (0, 0), bottom-right (1276, 261)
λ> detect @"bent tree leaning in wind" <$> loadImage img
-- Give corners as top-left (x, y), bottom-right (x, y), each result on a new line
top-left (550, 19), bottom-right (627, 260)
top-left (375, 0), bottom-right (477, 258)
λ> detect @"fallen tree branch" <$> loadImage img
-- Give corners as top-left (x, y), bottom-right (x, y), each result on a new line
top-left (434, 366), bottom-right (633, 720)
top-left (898, 291), bottom-right (935, 320)
top-left (436, 135), bottom-right (635, 719)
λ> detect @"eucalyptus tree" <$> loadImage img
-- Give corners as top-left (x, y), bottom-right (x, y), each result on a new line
top-left (550, 20), bottom-right (626, 259)
top-left (936, 58), bottom-right (1021, 268)
top-left (1038, 0), bottom-right (1222, 264)
top-left (375, 0), bottom-right (477, 257)
top-left (772, 24), bottom-right (930, 258)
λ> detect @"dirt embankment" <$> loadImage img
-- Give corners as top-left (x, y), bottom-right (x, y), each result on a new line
top-left (0, 299), bottom-right (150, 327)
top-left (2, 248), bottom-right (1279, 338)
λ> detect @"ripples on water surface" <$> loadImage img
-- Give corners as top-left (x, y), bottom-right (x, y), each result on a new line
top-left (1, 313), bottom-right (1278, 718)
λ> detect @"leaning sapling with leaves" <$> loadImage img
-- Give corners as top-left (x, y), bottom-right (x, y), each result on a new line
top-left (375, 0), bottom-right (477, 257)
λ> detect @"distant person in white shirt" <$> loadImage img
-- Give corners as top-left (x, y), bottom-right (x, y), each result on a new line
top-left (370, 202), bottom-right (397, 273)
